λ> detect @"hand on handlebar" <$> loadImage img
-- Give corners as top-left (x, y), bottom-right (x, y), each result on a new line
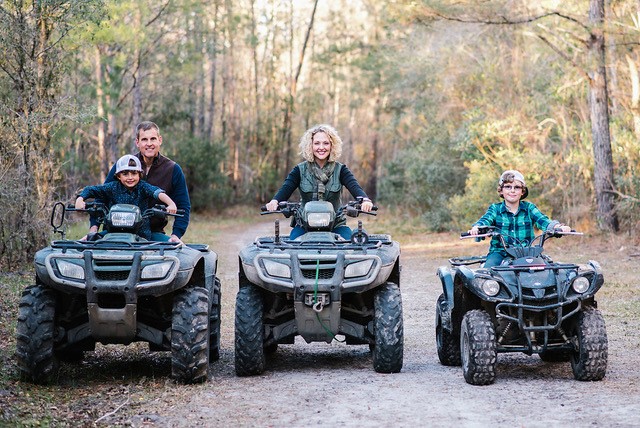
top-left (75, 197), bottom-right (86, 210)
top-left (166, 202), bottom-right (177, 214)
top-left (361, 200), bottom-right (373, 213)
top-left (468, 225), bottom-right (480, 236)
top-left (265, 199), bottom-right (279, 212)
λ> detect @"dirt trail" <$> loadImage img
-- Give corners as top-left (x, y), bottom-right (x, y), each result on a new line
top-left (144, 220), bottom-right (640, 427)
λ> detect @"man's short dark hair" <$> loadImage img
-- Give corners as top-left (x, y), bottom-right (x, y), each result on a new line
top-left (136, 121), bottom-right (160, 139)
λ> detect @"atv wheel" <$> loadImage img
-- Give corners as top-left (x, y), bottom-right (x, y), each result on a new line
top-left (460, 310), bottom-right (497, 385)
top-left (15, 285), bottom-right (59, 384)
top-left (570, 307), bottom-right (608, 381)
top-left (372, 282), bottom-right (403, 373)
top-left (436, 294), bottom-right (461, 366)
top-left (235, 284), bottom-right (266, 376)
top-left (171, 287), bottom-right (210, 384)
top-left (209, 276), bottom-right (222, 361)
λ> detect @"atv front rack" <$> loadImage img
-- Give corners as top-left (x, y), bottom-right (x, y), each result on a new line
top-left (51, 239), bottom-right (182, 253)
top-left (254, 235), bottom-right (393, 251)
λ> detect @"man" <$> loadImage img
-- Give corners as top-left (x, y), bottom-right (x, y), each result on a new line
top-left (89, 121), bottom-right (190, 243)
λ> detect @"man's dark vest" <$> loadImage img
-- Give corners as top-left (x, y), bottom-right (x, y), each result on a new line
top-left (138, 152), bottom-right (175, 232)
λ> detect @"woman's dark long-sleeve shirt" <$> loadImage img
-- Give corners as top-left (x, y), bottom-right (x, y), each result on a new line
top-left (273, 164), bottom-right (368, 202)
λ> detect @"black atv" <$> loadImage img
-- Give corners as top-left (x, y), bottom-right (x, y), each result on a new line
top-left (436, 226), bottom-right (607, 385)
top-left (235, 198), bottom-right (403, 375)
top-left (16, 202), bottom-right (221, 384)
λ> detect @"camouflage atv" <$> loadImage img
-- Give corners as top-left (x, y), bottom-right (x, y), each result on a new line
top-left (235, 199), bottom-right (403, 375)
top-left (16, 202), bottom-right (221, 384)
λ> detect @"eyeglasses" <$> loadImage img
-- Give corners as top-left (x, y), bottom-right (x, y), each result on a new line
top-left (502, 185), bottom-right (523, 191)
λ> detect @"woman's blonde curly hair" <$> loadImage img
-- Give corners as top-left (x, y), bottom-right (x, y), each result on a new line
top-left (298, 124), bottom-right (343, 163)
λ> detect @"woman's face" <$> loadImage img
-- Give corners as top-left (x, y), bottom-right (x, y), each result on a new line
top-left (312, 131), bottom-right (331, 163)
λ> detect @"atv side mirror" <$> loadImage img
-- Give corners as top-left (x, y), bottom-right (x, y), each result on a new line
top-left (50, 202), bottom-right (66, 239)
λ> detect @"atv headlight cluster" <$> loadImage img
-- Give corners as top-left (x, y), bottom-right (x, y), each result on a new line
top-left (345, 259), bottom-right (374, 278)
top-left (306, 212), bottom-right (331, 228)
top-left (481, 279), bottom-right (500, 296)
top-left (263, 259), bottom-right (291, 278)
top-left (141, 261), bottom-right (174, 279)
top-left (571, 276), bottom-right (590, 294)
top-left (57, 260), bottom-right (85, 280)
top-left (473, 277), bottom-right (501, 297)
top-left (110, 211), bottom-right (137, 227)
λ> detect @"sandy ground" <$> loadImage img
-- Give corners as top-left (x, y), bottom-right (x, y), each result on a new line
top-left (130, 218), bottom-right (640, 427)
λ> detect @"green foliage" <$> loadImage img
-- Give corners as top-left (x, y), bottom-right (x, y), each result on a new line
top-left (378, 129), bottom-right (466, 231)
top-left (165, 135), bottom-right (231, 211)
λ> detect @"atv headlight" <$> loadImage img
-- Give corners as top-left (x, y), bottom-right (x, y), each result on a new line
top-left (57, 260), bottom-right (85, 280)
top-left (110, 211), bottom-right (137, 227)
top-left (571, 276), bottom-right (590, 294)
top-left (141, 261), bottom-right (174, 279)
top-left (345, 259), bottom-right (374, 278)
top-left (481, 279), bottom-right (500, 297)
top-left (307, 212), bottom-right (331, 228)
top-left (263, 259), bottom-right (291, 278)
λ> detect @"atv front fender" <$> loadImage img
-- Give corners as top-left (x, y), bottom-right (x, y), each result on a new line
top-left (437, 266), bottom-right (454, 331)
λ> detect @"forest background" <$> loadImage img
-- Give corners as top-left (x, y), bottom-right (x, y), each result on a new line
top-left (1, 0), bottom-right (639, 269)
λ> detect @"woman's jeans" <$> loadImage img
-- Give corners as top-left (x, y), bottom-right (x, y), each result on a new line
top-left (289, 225), bottom-right (352, 240)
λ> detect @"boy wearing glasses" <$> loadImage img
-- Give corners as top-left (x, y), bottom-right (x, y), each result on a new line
top-left (75, 155), bottom-right (177, 241)
top-left (468, 169), bottom-right (572, 268)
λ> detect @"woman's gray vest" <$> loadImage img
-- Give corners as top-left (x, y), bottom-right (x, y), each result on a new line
top-left (297, 161), bottom-right (346, 228)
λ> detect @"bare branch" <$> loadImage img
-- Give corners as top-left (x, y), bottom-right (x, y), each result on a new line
top-left (536, 34), bottom-right (590, 81)
top-left (603, 189), bottom-right (640, 203)
top-left (146, 1), bottom-right (171, 28)
top-left (426, 10), bottom-right (589, 32)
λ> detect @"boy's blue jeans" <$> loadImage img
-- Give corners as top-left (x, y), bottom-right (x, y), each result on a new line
top-left (483, 252), bottom-right (506, 268)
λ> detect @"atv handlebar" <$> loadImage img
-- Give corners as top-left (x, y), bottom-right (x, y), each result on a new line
top-left (460, 225), bottom-right (582, 242)
top-left (66, 202), bottom-right (184, 219)
top-left (260, 198), bottom-right (378, 218)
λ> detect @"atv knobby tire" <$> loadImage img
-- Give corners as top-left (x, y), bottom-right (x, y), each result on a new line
top-left (171, 287), bottom-right (211, 384)
top-left (571, 306), bottom-right (608, 381)
top-left (16, 285), bottom-right (59, 384)
top-left (372, 282), bottom-right (403, 373)
top-left (209, 276), bottom-right (222, 361)
top-left (461, 310), bottom-right (497, 386)
top-left (235, 284), bottom-right (266, 376)
top-left (436, 294), bottom-right (461, 366)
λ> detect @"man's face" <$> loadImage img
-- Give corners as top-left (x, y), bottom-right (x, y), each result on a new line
top-left (136, 128), bottom-right (162, 160)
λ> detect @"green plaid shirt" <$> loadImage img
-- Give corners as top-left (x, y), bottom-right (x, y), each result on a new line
top-left (473, 201), bottom-right (557, 255)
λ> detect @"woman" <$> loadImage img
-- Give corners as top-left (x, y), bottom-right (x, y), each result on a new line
top-left (265, 124), bottom-right (373, 239)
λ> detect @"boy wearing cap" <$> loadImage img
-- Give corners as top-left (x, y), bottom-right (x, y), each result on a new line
top-left (468, 170), bottom-right (572, 268)
top-left (75, 154), bottom-right (177, 241)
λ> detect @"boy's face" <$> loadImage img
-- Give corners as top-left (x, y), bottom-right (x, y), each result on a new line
top-left (500, 180), bottom-right (525, 203)
top-left (117, 170), bottom-right (141, 189)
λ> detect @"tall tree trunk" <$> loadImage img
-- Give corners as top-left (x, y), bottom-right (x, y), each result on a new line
top-left (132, 8), bottom-right (142, 152)
top-left (206, 0), bottom-right (220, 143)
top-left (282, 0), bottom-right (319, 174)
top-left (627, 54), bottom-right (640, 140)
top-left (95, 47), bottom-right (107, 182)
top-left (588, 0), bottom-right (619, 231)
